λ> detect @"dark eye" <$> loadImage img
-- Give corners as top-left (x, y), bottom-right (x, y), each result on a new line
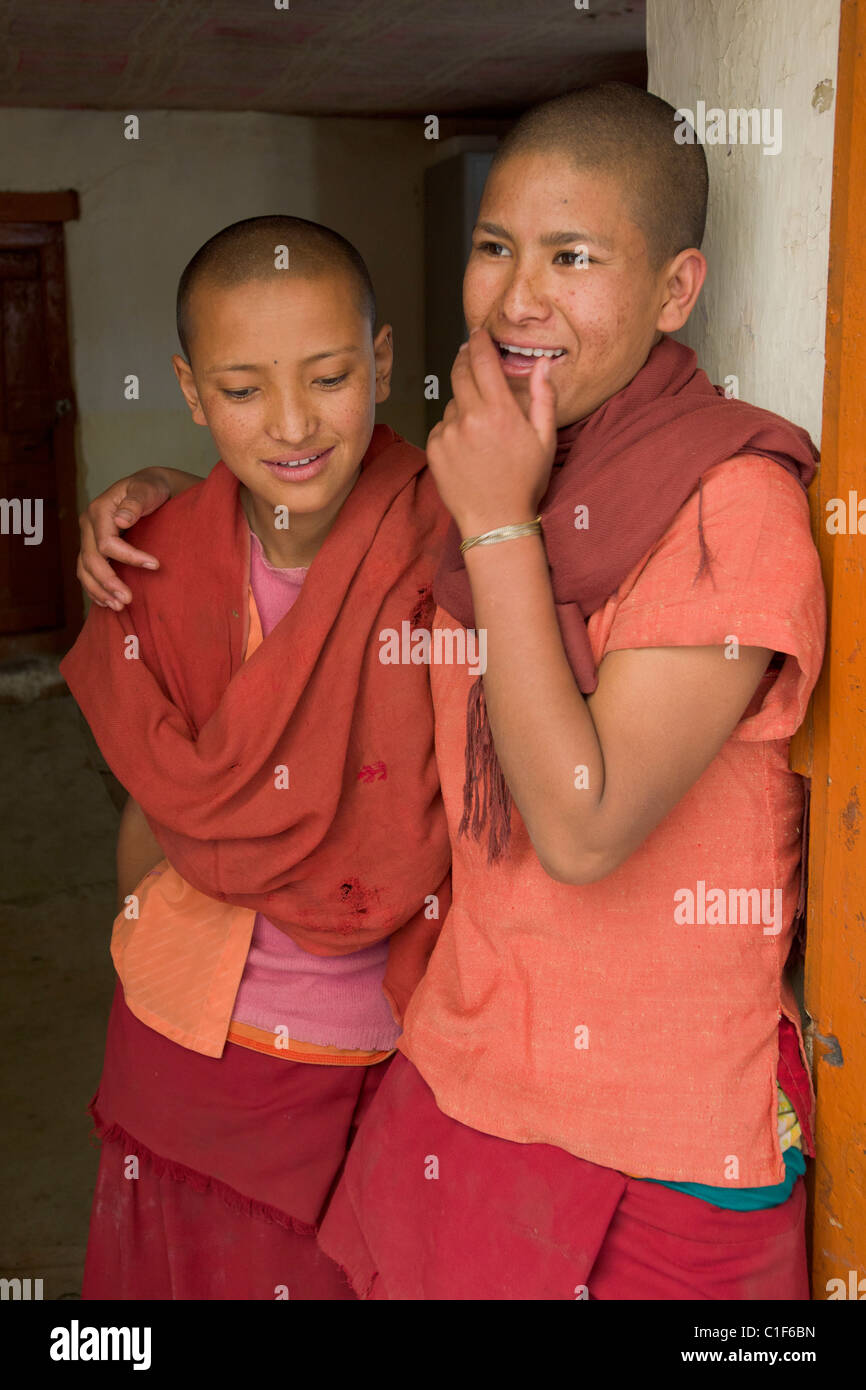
top-left (316, 373), bottom-right (349, 388)
top-left (476, 240), bottom-right (510, 257)
top-left (554, 249), bottom-right (595, 267)
top-left (222, 388), bottom-right (256, 400)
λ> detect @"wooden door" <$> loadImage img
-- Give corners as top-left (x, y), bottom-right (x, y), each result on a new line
top-left (0, 193), bottom-right (80, 659)
top-left (789, 0), bottom-right (866, 1298)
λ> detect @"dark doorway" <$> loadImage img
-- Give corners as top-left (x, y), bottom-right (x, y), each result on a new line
top-left (0, 194), bottom-right (80, 660)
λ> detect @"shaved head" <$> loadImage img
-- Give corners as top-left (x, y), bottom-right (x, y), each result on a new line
top-left (176, 214), bottom-right (377, 360)
top-left (492, 82), bottom-right (708, 270)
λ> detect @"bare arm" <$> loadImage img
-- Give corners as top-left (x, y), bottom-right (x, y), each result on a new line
top-left (463, 533), bottom-right (771, 883)
top-left (116, 795), bottom-right (166, 910)
top-left (78, 466), bottom-right (201, 609)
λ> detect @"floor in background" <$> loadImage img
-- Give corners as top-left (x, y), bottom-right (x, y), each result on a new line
top-left (0, 686), bottom-right (120, 1300)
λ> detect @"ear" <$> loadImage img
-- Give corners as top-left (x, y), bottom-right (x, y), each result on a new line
top-left (655, 249), bottom-right (707, 334)
top-left (172, 354), bottom-right (208, 426)
top-left (373, 324), bottom-right (394, 404)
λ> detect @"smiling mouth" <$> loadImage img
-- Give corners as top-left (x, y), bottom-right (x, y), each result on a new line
top-left (264, 451), bottom-right (327, 468)
top-left (495, 340), bottom-right (567, 360)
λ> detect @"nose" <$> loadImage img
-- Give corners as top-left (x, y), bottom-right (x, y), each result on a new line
top-left (498, 258), bottom-right (552, 324)
top-left (264, 385), bottom-right (317, 445)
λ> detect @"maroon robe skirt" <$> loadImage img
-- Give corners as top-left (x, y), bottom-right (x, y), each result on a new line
top-left (82, 981), bottom-right (390, 1300)
top-left (318, 1050), bottom-right (811, 1301)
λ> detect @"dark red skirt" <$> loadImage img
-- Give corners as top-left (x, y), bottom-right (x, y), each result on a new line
top-left (82, 981), bottom-right (389, 1300)
top-left (318, 1051), bottom-right (810, 1301)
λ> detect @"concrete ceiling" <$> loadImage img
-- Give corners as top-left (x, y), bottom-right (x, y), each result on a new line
top-left (0, 0), bottom-right (647, 117)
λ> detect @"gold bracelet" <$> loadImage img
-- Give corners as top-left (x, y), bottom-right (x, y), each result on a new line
top-left (459, 516), bottom-right (543, 554)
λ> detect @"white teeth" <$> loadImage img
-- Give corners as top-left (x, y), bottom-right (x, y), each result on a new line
top-left (498, 342), bottom-right (565, 358)
top-left (274, 453), bottom-right (320, 467)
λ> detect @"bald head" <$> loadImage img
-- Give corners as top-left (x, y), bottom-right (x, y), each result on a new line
top-left (176, 215), bottom-right (377, 361)
top-left (492, 82), bottom-right (708, 270)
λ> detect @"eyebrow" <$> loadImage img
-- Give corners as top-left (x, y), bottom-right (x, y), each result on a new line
top-left (205, 345), bottom-right (360, 374)
top-left (475, 220), bottom-right (614, 252)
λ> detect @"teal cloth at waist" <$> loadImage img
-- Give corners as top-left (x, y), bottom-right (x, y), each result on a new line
top-left (642, 1146), bottom-right (806, 1211)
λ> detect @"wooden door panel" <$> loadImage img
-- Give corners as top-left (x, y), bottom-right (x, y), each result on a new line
top-left (0, 215), bottom-right (78, 649)
top-left (0, 250), bottom-right (39, 280)
top-left (789, 0), bottom-right (866, 1294)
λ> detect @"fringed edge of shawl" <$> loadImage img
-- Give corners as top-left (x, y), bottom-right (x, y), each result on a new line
top-left (458, 674), bottom-right (513, 863)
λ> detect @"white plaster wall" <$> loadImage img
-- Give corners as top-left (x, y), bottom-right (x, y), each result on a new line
top-left (0, 109), bottom-right (428, 501)
top-left (647, 0), bottom-right (841, 446)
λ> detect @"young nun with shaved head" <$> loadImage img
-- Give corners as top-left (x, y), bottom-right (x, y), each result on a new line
top-left (63, 214), bottom-right (451, 1299)
top-left (75, 84), bottom-right (824, 1300)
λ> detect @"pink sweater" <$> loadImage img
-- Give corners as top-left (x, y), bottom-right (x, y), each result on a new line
top-left (230, 531), bottom-right (401, 1051)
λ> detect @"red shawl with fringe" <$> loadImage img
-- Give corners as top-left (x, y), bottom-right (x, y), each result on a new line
top-left (62, 425), bottom-right (451, 964)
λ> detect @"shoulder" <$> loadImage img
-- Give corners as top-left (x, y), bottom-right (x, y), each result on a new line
top-left (119, 466), bottom-right (222, 562)
top-left (594, 453), bottom-right (826, 716)
top-left (691, 451), bottom-right (811, 537)
top-left (628, 453), bottom-right (819, 600)
top-left (116, 464), bottom-right (238, 606)
top-left (371, 424), bottom-right (449, 529)
top-left (368, 423), bottom-right (426, 472)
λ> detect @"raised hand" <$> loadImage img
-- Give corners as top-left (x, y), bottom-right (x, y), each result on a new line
top-left (426, 327), bottom-right (558, 538)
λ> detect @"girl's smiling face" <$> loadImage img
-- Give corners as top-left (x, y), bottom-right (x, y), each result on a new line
top-left (173, 271), bottom-right (392, 528)
top-left (463, 152), bottom-right (704, 428)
